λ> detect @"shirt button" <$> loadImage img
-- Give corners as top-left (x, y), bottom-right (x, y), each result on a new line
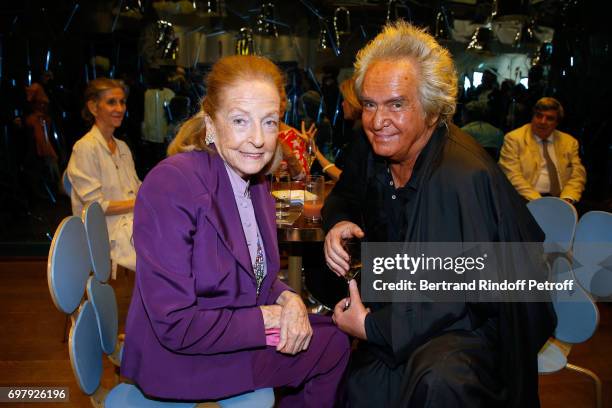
top-left (389, 181), bottom-right (393, 186)
top-left (245, 222), bottom-right (252, 228)
top-left (391, 194), bottom-right (396, 200)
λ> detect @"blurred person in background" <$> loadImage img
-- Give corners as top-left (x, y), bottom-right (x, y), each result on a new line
top-left (67, 78), bottom-right (141, 275)
top-left (24, 81), bottom-right (60, 199)
top-left (141, 69), bottom-right (174, 173)
top-left (278, 96), bottom-right (312, 180)
top-left (309, 76), bottom-right (363, 181)
top-left (499, 97), bottom-right (586, 204)
top-left (461, 100), bottom-right (504, 160)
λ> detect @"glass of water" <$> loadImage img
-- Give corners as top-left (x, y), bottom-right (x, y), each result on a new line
top-left (272, 169), bottom-right (292, 219)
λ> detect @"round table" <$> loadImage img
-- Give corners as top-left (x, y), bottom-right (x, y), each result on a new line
top-left (276, 180), bottom-right (333, 294)
top-left (277, 212), bottom-right (325, 293)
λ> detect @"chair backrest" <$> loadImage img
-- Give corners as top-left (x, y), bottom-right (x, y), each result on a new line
top-left (527, 197), bottom-right (577, 254)
top-left (218, 390), bottom-right (276, 408)
top-left (86, 276), bottom-right (118, 356)
top-left (551, 257), bottom-right (599, 344)
top-left (47, 216), bottom-right (92, 314)
top-left (572, 210), bottom-right (612, 297)
top-left (83, 201), bottom-right (112, 283)
top-left (69, 300), bottom-right (103, 395)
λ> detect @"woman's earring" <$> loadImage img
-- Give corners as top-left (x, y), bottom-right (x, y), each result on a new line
top-left (205, 133), bottom-right (215, 145)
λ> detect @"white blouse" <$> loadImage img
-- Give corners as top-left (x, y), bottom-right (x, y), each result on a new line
top-left (67, 125), bottom-right (141, 271)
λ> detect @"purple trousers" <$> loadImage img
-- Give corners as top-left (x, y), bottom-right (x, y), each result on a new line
top-left (252, 314), bottom-right (350, 408)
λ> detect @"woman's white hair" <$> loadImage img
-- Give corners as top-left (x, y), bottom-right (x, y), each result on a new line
top-left (354, 21), bottom-right (458, 126)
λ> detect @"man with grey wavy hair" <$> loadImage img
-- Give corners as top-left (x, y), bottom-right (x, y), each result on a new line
top-left (324, 20), bottom-right (554, 407)
top-left (354, 21), bottom-right (458, 128)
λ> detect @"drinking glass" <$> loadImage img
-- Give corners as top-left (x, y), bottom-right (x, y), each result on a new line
top-left (342, 238), bottom-right (362, 309)
top-left (272, 170), bottom-right (292, 219)
top-left (305, 137), bottom-right (317, 170)
top-left (303, 175), bottom-right (324, 222)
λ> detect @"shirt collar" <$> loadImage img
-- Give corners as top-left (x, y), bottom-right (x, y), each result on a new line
top-left (91, 124), bottom-right (115, 154)
top-left (375, 125), bottom-right (446, 191)
top-left (531, 128), bottom-right (556, 145)
top-left (224, 161), bottom-right (251, 198)
top-left (406, 127), bottom-right (443, 190)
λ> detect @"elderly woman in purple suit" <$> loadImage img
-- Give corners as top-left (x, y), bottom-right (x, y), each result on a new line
top-left (121, 55), bottom-right (349, 406)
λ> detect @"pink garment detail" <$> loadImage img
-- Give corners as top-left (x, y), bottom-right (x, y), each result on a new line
top-left (265, 328), bottom-right (281, 346)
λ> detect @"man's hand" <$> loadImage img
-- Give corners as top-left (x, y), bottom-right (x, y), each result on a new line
top-left (332, 280), bottom-right (369, 339)
top-left (324, 221), bottom-right (364, 277)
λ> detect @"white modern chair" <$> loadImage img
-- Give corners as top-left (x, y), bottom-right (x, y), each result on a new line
top-left (527, 196), bottom-right (578, 255)
top-left (538, 257), bottom-right (601, 408)
top-left (47, 215), bottom-right (92, 342)
top-left (71, 296), bottom-right (275, 408)
top-left (572, 210), bottom-right (612, 298)
top-left (82, 202), bottom-right (122, 367)
top-left (48, 216), bottom-right (91, 314)
top-left (70, 300), bottom-right (199, 407)
top-left (82, 201), bottom-right (112, 283)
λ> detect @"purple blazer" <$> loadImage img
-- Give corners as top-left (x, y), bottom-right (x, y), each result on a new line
top-left (121, 149), bottom-right (292, 400)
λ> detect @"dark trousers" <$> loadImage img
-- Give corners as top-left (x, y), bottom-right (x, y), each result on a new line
top-left (347, 330), bottom-right (505, 408)
top-left (252, 314), bottom-right (350, 408)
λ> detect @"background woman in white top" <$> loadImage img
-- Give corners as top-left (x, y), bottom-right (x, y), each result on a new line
top-left (67, 78), bottom-right (141, 274)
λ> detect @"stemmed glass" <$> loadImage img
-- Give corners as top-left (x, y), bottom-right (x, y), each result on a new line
top-left (305, 137), bottom-right (317, 170)
top-left (342, 238), bottom-right (362, 309)
top-left (300, 121), bottom-right (318, 171)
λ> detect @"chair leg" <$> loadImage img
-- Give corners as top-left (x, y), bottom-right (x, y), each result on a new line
top-left (566, 363), bottom-right (602, 408)
top-left (90, 387), bottom-right (109, 408)
top-left (62, 314), bottom-right (69, 343)
top-left (108, 341), bottom-right (123, 384)
top-left (114, 365), bottom-right (120, 385)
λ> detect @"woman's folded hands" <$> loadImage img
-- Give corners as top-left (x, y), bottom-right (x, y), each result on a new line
top-left (260, 290), bottom-right (313, 354)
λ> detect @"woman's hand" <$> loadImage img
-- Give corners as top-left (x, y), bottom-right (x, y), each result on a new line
top-left (259, 305), bottom-right (282, 329)
top-left (299, 121), bottom-right (317, 144)
top-left (105, 199), bottom-right (137, 216)
top-left (275, 290), bottom-right (313, 354)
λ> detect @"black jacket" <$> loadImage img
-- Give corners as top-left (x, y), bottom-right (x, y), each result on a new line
top-left (322, 123), bottom-right (556, 407)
